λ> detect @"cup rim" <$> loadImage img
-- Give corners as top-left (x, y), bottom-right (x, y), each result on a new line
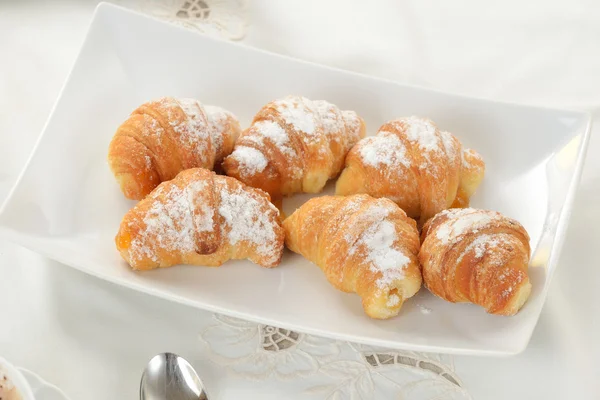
top-left (0, 356), bottom-right (36, 400)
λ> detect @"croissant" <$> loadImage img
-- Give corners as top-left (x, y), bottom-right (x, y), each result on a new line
top-left (222, 96), bottom-right (366, 205)
top-left (283, 194), bottom-right (422, 319)
top-left (336, 116), bottom-right (485, 225)
top-left (419, 208), bottom-right (531, 316)
top-left (108, 97), bottom-right (241, 200)
top-left (115, 168), bottom-right (284, 270)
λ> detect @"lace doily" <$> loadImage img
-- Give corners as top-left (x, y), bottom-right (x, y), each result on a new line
top-left (119, 0), bottom-right (248, 40)
top-left (199, 315), bottom-right (472, 399)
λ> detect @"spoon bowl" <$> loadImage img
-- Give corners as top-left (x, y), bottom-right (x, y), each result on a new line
top-left (140, 353), bottom-right (208, 400)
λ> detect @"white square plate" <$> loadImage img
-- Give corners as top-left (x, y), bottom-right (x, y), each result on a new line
top-left (0, 3), bottom-right (591, 355)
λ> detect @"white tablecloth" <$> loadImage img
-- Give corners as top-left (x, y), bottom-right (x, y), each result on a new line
top-left (1, 0), bottom-right (599, 398)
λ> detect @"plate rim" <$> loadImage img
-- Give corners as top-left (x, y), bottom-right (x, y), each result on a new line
top-left (0, 230), bottom-right (532, 357)
top-left (0, 356), bottom-right (36, 400)
top-left (0, 1), bottom-right (593, 357)
top-left (18, 368), bottom-right (72, 400)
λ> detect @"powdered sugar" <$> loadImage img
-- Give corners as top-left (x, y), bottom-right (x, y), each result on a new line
top-left (129, 180), bottom-right (213, 263)
top-left (342, 110), bottom-right (360, 130)
top-left (173, 98), bottom-right (210, 146)
top-left (176, 98), bottom-right (207, 128)
top-left (126, 174), bottom-right (280, 266)
top-left (419, 304), bottom-right (432, 314)
top-left (196, 203), bottom-right (215, 233)
top-left (401, 116), bottom-right (440, 154)
top-left (434, 209), bottom-right (500, 245)
top-left (144, 117), bottom-right (164, 139)
top-left (218, 185), bottom-right (279, 262)
top-left (455, 233), bottom-right (505, 265)
top-left (462, 148), bottom-right (483, 169)
top-left (314, 100), bottom-right (344, 140)
top-left (166, 97), bottom-right (211, 165)
top-left (230, 146), bottom-right (268, 177)
top-left (204, 105), bottom-right (235, 155)
top-left (501, 285), bottom-right (515, 298)
top-left (253, 120), bottom-right (296, 158)
top-left (472, 234), bottom-right (500, 258)
top-left (386, 294), bottom-right (401, 307)
top-left (230, 97), bottom-right (363, 187)
top-left (154, 98), bottom-right (239, 166)
top-left (193, 182), bottom-right (215, 233)
top-left (359, 131), bottom-right (411, 168)
top-left (440, 130), bottom-right (458, 162)
top-left (364, 220), bottom-right (410, 287)
top-left (341, 198), bottom-right (370, 244)
top-left (275, 97), bottom-right (316, 136)
top-left (349, 204), bottom-right (411, 289)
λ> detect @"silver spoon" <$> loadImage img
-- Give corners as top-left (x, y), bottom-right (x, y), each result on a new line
top-left (140, 352), bottom-right (209, 400)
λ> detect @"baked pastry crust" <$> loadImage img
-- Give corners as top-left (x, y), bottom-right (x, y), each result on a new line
top-left (419, 208), bottom-right (531, 316)
top-left (336, 116), bottom-right (484, 225)
top-left (108, 97), bottom-right (240, 200)
top-left (116, 168), bottom-right (284, 270)
top-left (223, 95), bottom-right (365, 206)
top-left (283, 194), bottom-right (422, 319)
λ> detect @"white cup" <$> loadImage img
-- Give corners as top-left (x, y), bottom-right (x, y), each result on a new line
top-left (0, 356), bottom-right (35, 400)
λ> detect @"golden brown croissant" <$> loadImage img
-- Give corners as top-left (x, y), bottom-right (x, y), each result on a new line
top-left (108, 97), bottom-right (241, 200)
top-left (419, 208), bottom-right (531, 316)
top-left (115, 168), bottom-right (284, 270)
top-left (283, 194), bottom-right (422, 319)
top-left (336, 116), bottom-right (485, 225)
top-left (222, 96), bottom-right (366, 205)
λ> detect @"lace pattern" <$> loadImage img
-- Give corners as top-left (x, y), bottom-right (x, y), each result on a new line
top-left (199, 314), bottom-right (472, 399)
top-left (122, 0), bottom-right (248, 40)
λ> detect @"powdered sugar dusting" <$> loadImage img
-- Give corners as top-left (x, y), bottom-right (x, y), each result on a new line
top-left (473, 234), bottom-right (500, 258)
top-left (341, 198), bottom-right (370, 244)
top-left (342, 110), bottom-right (361, 137)
top-left (218, 185), bottom-right (279, 263)
top-left (174, 98), bottom-right (210, 145)
top-left (349, 204), bottom-right (411, 289)
top-left (196, 204), bottom-right (214, 233)
top-left (314, 100), bottom-right (344, 140)
top-left (275, 97), bottom-right (316, 136)
top-left (160, 97), bottom-right (211, 165)
top-left (419, 304), bottom-right (432, 314)
top-left (204, 105), bottom-right (235, 156)
top-left (455, 233), bottom-right (505, 265)
top-left (434, 209), bottom-right (500, 245)
top-left (501, 285), bottom-right (515, 298)
top-left (342, 197), bottom-right (367, 215)
top-left (359, 131), bottom-right (411, 168)
top-left (253, 120), bottom-right (296, 158)
top-left (156, 98), bottom-right (239, 166)
top-left (386, 294), bottom-right (400, 307)
top-left (230, 146), bottom-right (268, 177)
top-left (128, 180), bottom-right (213, 263)
top-left (126, 175), bottom-right (280, 266)
top-left (462, 148), bottom-right (483, 169)
top-left (440, 130), bottom-right (458, 161)
top-left (144, 117), bottom-right (164, 140)
top-left (401, 116), bottom-right (440, 155)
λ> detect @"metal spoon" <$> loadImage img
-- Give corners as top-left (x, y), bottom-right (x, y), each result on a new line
top-left (140, 352), bottom-right (208, 400)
